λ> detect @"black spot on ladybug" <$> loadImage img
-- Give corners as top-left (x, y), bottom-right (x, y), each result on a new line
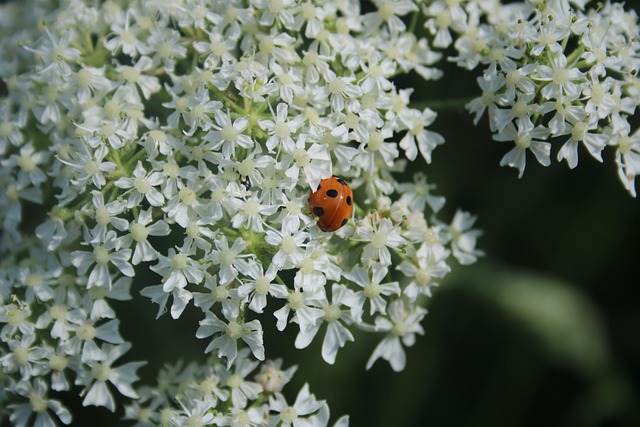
top-left (346, 196), bottom-right (352, 206)
top-left (341, 218), bottom-right (348, 227)
top-left (327, 189), bottom-right (338, 198)
top-left (336, 177), bottom-right (347, 185)
top-left (317, 183), bottom-right (322, 191)
top-left (241, 176), bottom-right (251, 191)
top-left (313, 207), bottom-right (325, 217)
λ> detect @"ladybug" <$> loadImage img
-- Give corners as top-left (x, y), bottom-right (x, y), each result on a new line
top-left (309, 176), bottom-right (354, 232)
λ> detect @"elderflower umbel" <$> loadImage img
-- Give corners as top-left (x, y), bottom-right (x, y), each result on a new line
top-left (434, 0), bottom-right (640, 194)
top-left (0, 0), bottom-right (491, 424)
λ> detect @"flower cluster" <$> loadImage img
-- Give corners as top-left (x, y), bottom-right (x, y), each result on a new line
top-left (0, 0), bottom-right (482, 424)
top-left (423, 0), bottom-right (640, 195)
top-left (122, 350), bottom-right (348, 427)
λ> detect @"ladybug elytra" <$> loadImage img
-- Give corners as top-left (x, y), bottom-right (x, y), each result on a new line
top-left (309, 176), bottom-right (354, 232)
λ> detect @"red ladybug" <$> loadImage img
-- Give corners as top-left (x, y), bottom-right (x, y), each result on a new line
top-left (309, 176), bottom-right (354, 232)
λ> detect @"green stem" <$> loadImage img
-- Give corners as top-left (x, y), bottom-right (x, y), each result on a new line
top-left (566, 45), bottom-right (585, 68)
top-left (124, 147), bottom-right (150, 169)
top-left (275, 274), bottom-right (287, 287)
top-left (409, 10), bottom-right (420, 34)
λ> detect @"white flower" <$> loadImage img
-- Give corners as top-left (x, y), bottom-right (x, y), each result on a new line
top-left (294, 284), bottom-right (356, 365)
top-left (359, 53), bottom-right (397, 95)
top-left (76, 343), bottom-right (144, 411)
top-left (355, 217), bottom-right (406, 266)
top-left (0, 102), bottom-right (25, 153)
top-left (71, 230), bottom-right (134, 290)
top-left (423, 0), bottom-right (468, 48)
top-left (344, 264), bottom-right (400, 320)
top-left (612, 125), bottom-right (640, 197)
top-left (57, 142), bottom-right (116, 190)
top-left (396, 173), bottom-right (445, 213)
top-left (208, 236), bottom-right (248, 286)
top-left (280, 139), bottom-right (332, 190)
top-left (354, 127), bottom-right (398, 176)
top-left (104, 11), bottom-right (148, 57)
top-left (88, 191), bottom-right (128, 243)
top-left (322, 70), bottom-right (362, 113)
top-left (115, 56), bottom-right (161, 100)
top-left (366, 300), bottom-right (426, 372)
top-left (196, 311), bottom-right (265, 368)
top-left (24, 26), bottom-right (80, 76)
top-left (171, 396), bottom-right (217, 427)
top-left (163, 180), bottom-right (204, 228)
top-left (193, 273), bottom-right (239, 321)
top-left (269, 383), bottom-right (326, 427)
top-left (217, 349), bottom-right (262, 409)
top-left (556, 117), bottom-right (608, 169)
top-left (232, 195), bottom-right (277, 233)
top-left (273, 289), bottom-right (325, 333)
top-left (8, 378), bottom-right (72, 427)
top-left (494, 121), bottom-right (551, 178)
top-left (448, 210), bottom-right (484, 266)
top-left (114, 162), bottom-right (165, 208)
top-left (466, 72), bottom-right (506, 127)
top-left (193, 30), bottom-right (237, 69)
top-left (17, 263), bottom-right (59, 304)
top-left (146, 26), bottom-right (187, 72)
top-left (119, 209), bottom-right (171, 265)
top-left (236, 261), bottom-right (288, 314)
top-left (265, 217), bottom-right (309, 269)
top-left (203, 110), bottom-right (254, 159)
top-left (260, 103), bottom-right (304, 153)
top-left (397, 243), bottom-right (450, 301)
top-left (533, 52), bottom-right (584, 100)
top-left (0, 332), bottom-right (46, 380)
top-left (362, 0), bottom-right (418, 35)
top-left (151, 247), bottom-right (206, 292)
top-left (64, 313), bottom-right (124, 364)
top-left (1, 142), bottom-right (50, 188)
top-left (293, 245), bottom-right (341, 294)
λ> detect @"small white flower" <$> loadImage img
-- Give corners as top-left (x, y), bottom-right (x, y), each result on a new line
top-left (203, 110), bottom-right (254, 159)
top-left (294, 284), bottom-right (356, 365)
top-left (366, 300), bottom-right (426, 372)
top-left (208, 236), bottom-right (249, 286)
top-left (344, 264), bottom-right (400, 320)
top-left (448, 210), bottom-right (484, 266)
top-left (556, 117), bottom-right (608, 169)
top-left (265, 217), bottom-right (310, 269)
top-left (24, 26), bottom-right (81, 76)
top-left (76, 343), bottom-right (145, 412)
top-left (151, 247), bottom-right (206, 293)
top-left (8, 378), bottom-right (72, 427)
top-left (71, 230), bottom-right (134, 290)
top-left (397, 243), bottom-right (450, 300)
top-left (534, 52), bottom-right (584, 100)
top-left (119, 209), bottom-right (171, 265)
top-left (260, 103), bottom-right (304, 153)
top-left (355, 217), bottom-right (406, 266)
top-left (104, 11), bottom-right (148, 57)
top-left (196, 311), bottom-right (265, 368)
top-left (236, 261), bottom-right (288, 314)
top-left (269, 383), bottom-right (326, 427)
top-left (114, 162), bottom-right (165, 208)
top-left (494, 121), bottom-right (551, 178)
